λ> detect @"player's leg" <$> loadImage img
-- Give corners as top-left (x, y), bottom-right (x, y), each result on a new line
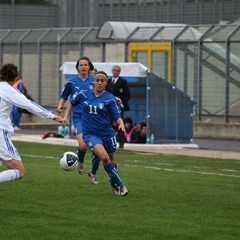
top-left (73, 120), bottom-right (87, 174)
top-left (109, 153), bottom-right (117, 169)
top-left (0, 159), bottom-right (24, 182)
top-left (91, 153), bottom-right (101, 175)
top-left (84, 134), bottom-right (128, 195)
top-left (0, 130), bottom-right (24, 183)
top-left (93, 143), bottom-right (128, 195)
top-left (76, 134), bottom-right (87, 174)
top-left (102, 136), bottom-right (128, 196)
top-left (93, 143), bottom-right (123, 184)
top-left (88, 153), bottom-right (101, 184)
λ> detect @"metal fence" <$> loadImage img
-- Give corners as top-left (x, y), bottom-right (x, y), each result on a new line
top-left (173, 24), bottom-right (240, 123)
top-left (0, 27), bottom-right (104, 108)
top-left (147, 72), bottom-right (196, 143)
top-left (0, 23), bottom-right (240, 127)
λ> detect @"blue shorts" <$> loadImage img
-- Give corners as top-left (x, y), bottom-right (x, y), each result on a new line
top-left (83, 134), bottom-right (117, 154)
top-left (73, 118), bottom-right (83, 135)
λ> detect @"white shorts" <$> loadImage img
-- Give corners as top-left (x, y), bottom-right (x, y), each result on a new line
top-left (0, 129), bottom-right (21, 163)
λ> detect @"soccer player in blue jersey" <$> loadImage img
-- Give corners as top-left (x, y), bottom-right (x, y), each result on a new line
top-left (62, 71), bottom-right (128, 196)
top-left (57, 56), bottom-right (100, 183)
top-left (12, 75), bottom-right (25, 130)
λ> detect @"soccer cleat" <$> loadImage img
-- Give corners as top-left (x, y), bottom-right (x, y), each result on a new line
top-left (78, 163), bottom-right (84, 175)
top-left (88, 171), bottom-right (99, 184)
top-left (120, 186), bottom-right (128, 196)
top-left (111, 184), bottom-right (128, 197)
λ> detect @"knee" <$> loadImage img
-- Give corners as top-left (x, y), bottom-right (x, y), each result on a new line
top-left (101, 155), bottom-right (110, 165)
top-left (78, 140), bottom-right (87, 152)
top-left (18, 167), bottom-right (25, 179)
top-left (79, 144), bottom-right (87, 152)
top-left (81, 145), bottom-right (87, 152)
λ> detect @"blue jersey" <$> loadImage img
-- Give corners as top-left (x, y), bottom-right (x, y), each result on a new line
top-left (70, 89), bottom-right (121, 139)
top-left (59, 74), bottom-right (94, 121)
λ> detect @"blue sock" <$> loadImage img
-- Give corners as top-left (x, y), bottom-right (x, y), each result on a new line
top-left (91, 153), bottom-right (101, 175)
top-left (104, 162), bottom-right (123, 188)
top-left (77, 147), bottom-right (86, 164)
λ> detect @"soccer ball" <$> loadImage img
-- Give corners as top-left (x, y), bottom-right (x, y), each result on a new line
top-left (59, 151), bottom-right (79, 171)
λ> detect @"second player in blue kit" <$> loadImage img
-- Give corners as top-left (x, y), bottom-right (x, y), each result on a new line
top-left (57, 56), bottom-right (100, 182)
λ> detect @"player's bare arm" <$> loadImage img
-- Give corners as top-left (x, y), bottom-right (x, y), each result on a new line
top-left (62, 103), bottom-right (74, 126)
top-left (53, 115), bottom-right (64, 123)
top-left (116, 117), bottom-right (125, 132)
top-left (57, 98), bottom-right (66, 114)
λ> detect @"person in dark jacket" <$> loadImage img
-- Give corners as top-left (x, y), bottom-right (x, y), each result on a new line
top-left (106, 65), bottom-right (131, 149)
top-left (106, 65), bottom-right (131, 118)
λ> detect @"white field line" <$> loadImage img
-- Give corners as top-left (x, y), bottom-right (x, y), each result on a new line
top-left (124, 164), bottom-right (240, 178)
top-left (126, 159), bottom-right (174, 166)
top-left (221, 169), bottom-right (240, 173)
top-left (21, 154), bottom-right (57, 160)
top-left (21, 154), bottom-right (240, 178)
top-left (127, 159), bottom-right (240, 172)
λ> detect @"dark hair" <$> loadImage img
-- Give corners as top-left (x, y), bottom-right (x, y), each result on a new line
top-left (0, 63), bottom-right (18, 82)
top-left (91, 68), bottom-right (98, 73)
top-left (124, 117), bottom-right (133, 125)
top-left (75, 56), bottom-right (93, 71)
top-left (94, 71), bottom-right (108, 79)
top-left (89, 61), bottom-right (94, 71)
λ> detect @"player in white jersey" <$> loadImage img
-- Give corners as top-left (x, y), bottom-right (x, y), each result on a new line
top-left (0, 63), bottom-right (62, 183)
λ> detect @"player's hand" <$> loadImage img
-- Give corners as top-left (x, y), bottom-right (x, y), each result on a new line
top-left (118, 123), bottom-right (125, 132)
top-left (56, 106), bottom-right (63, 114)
top-left (61, 118), bottom-right (68, 127)
top-left (116, 97), bottom-right (122, 105)
top-left (53, 115), bottom-right (63, 123)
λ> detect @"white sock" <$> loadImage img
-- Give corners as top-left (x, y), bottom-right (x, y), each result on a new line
top-left (0, 169), bottom-right (20, 183)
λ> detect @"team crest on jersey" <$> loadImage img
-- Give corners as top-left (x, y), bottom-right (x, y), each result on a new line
top-left (89, 85), bottom-right (93, 89)
top-left (98, 103), bottom-right (104, 109)
top-left (87, 141), bottom-right (93, 150)
top-left (87, 141), bottom-right (92, 146)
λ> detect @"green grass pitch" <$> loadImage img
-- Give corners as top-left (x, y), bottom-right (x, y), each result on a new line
top-left (1, 141), bottom-right (240, 240)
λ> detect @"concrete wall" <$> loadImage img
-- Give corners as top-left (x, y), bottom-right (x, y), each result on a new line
top-left (194, 122), bottom-right (240, 140)
top-left (19, 115), bottom-right (240, 140)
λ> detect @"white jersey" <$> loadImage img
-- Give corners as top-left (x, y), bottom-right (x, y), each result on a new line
top-left (0, 81), bottom-right (54, 132)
